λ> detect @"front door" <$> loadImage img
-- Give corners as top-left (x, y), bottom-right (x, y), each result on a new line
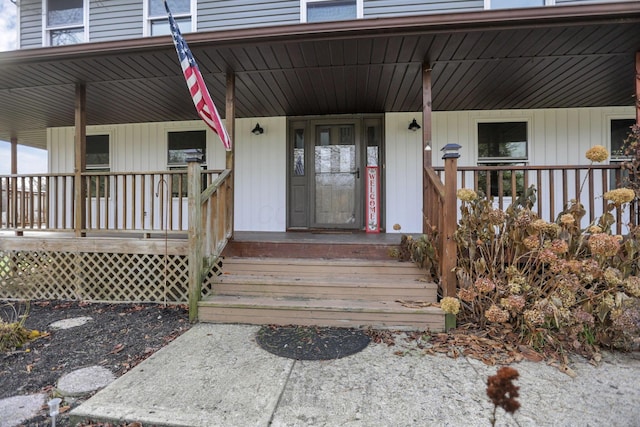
top-left (312, 123), bottom-right (361, 228)
top-left (288, 116), bottom-right (383, 230)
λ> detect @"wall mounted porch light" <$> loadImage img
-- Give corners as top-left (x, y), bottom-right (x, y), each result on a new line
top-left (251, 123), bottom-right (264, 135)
top-left (408, 118), bottom-right (421, 132)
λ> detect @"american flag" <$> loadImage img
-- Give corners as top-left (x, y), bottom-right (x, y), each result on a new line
top-left (165, 1), bottom-right (232, 151)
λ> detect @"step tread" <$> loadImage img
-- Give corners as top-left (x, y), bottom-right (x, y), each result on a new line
top-left (200, 295), bottom-right (442, 313)
top-left (217, 274), bottom-right (435, 287)
top-left (223, 257), bottom-right (413, 266)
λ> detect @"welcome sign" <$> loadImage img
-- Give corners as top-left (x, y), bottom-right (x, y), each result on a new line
top-left (366, 166), bottom-right (380, 233)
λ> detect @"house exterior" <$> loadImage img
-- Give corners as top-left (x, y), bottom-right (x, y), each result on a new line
top-left (2, 0), bottom-right (638, 234)
top-left (1, 1), bottom-right (639, 326)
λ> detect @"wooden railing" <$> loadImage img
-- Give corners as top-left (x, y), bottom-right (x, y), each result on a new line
top-left (187, 162), bottom-right (233, 321)
top-left (1, 170), bottom-right (223, 234)
top-left (423, 157), bottom-right (458, 301)
top-left (433, 164), bottom-right (636, 235)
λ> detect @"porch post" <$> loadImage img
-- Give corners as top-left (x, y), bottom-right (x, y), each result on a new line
top-left (441, 148), bottom-right (459, 301)
top-left (225, 72), bottom-right (235, 239)
top-left (10, 137), bottom-right (17, 175)
top-left (187, 160), bottom-right (203, 323)
top-left (10, 137), bottom-right (18, 232)
top-left (74, 83), bottom-right (87, 237)
top-left (636, 52), bottom-right (640, 124)
top-left (422, 62), bottom-right (433, 234)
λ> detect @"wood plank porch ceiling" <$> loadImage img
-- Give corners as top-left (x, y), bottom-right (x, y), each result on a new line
top-left (1, 2), bottom-right (639, 148)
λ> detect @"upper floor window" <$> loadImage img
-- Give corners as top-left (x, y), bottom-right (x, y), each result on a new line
top-left (301, 0), bottom-right (363, 23)
top-left (485, 0), bottom-right (554, 9)
top-left (146, 0), bottom-right (195, 36)
top-left (45, 0), bottom-right (87, 46)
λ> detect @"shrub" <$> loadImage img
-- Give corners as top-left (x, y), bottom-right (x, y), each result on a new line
top-left (450, 160), bottom-right (640, 352)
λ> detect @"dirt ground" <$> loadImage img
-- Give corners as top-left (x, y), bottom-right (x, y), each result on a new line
top-left (0, 300), bottom-right (191, 426)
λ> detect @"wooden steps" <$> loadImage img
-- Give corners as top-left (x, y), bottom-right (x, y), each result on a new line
top-left (198, 257), bottom-right (444, 331)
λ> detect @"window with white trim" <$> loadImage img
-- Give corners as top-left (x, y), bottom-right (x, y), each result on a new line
top-left (167, 130), bottom-right (207, 196)
top-left (477, 121), bottom-right (529, 197)
top-left (609, 118), bottom-right (635, 189)
top-left (146, 0), bottom-right (194, 36)
top-left (45, 0), bottom-right (87, 46)
top-left (301, 0), bottom-right (363, 23)
top-left (484, 0), bottom-right (554, 9)
top-left (86, 134), bottom-right (110, 197)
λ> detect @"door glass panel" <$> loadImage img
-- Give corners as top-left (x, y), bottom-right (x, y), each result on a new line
top-left (315, 125), bottom-right (357, 226)
top-left (293, 129), bottom-right (305, 176)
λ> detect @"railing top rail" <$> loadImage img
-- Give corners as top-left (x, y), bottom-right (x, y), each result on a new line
top-left (200, 169), bottom-right (232, 205)
top-left (79, 169), bottom-right (225, 177)
top-left (434, 164), bottom-right (624, 172)
top-left (0, 173), bottom-right (75, 178)
top-left (424, 166), bottom-right (445, 200)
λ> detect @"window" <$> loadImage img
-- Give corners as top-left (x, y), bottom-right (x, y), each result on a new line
top-left (609, 118), bottom-right (635, 189)
top-left (477, 121), bottom-right (528, 197)
top-left (146, 0), bottom-right (194, 36)
top-left (86, 134), bottom-right (110, 197)
top-left (485, 0), bottom-right (553, 9)
top-left (168, 130), bottom-right (206, 196)
top-left (45, 0), bottom-right (86, 46)
top-left (301, 0), bottom-right (362, 23)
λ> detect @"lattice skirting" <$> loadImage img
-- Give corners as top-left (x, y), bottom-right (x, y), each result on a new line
top-left (0, 249), bottom-right (219, 303)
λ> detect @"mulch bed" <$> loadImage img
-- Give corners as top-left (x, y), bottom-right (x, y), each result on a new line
top-left (0, 300), bottom-right (190, 426)
top-left (256, 325), bottom-right (371, 360)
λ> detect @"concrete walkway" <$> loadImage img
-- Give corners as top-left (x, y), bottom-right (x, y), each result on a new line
top-left (71, 323), bottom-right (640, 427)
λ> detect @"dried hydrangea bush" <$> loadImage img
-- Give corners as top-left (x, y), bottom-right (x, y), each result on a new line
top-left (433, 145), bottom-right (640, 355)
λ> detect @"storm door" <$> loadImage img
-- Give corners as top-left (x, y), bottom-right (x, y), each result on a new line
top-left (312, 124), bottom-right (361, 228)
top-left (288, 117), bottom-right (382, 230)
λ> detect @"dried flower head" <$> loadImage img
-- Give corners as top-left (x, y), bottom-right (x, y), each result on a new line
top-left (485, 305), bottom-right (510, 323)
top-left (624, 276), bottom-right (640, 298)
top-left (440, 297), bottom-right (461, 315)
top-left (458, 287), bottom-right (478, 302)
top-left (603, 188), bottom-right (635, 206)
top-left (589, 225), bottom-right (603, 234)
top-left (531, 219), bottom-right (549, 232)
top-left (604, 267), bottom-right (623, 286)
top-left (550, 239), bottom-right (569, 255)
top-left (588, 233), bottom-right (621, 257)
top-left (487, 367), bottom-right (521, 415)
top-left (488, 208), bottom-right (506, 225)
top-left (457, 188), bottom-right (478, 202)
top-left (393, 223), bottom-right (402, 231)
top-left (475, 277), bottom-right (497, 294)
top-left (523, 234), bottom-right (540, 251)
top-left (539, 248), bottom-right (558, 264)
top-left (560, 214), bottom-right (575, 225)
top-left (501, 295), bottom-right (526, 313)
top-left (514, 211), bottom-right (535, 228)
top-left (585, 145), bottom-right (609, 163)
top-left (572, 307), bottom-right (595, 327)
top-left (523, 309), bottom-right (545, 325)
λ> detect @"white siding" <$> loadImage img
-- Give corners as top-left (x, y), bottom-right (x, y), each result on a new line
top-left (46, 105), bottom-right (635, 233)
top-left (234, 117), bottom-right (287, 232)
top-left (384, 112), bottom-right (424, 234)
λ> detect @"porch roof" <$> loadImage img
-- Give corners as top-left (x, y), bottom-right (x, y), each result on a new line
top-left (1, 2), bottom-right (639, 149)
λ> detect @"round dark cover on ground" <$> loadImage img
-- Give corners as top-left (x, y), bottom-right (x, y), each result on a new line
top-left (256, 325), bottom-right (371, 360)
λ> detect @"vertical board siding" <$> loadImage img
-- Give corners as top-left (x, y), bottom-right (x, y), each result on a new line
top-left (431, 105), bottom-right (635, 228)
top-left (365, 0), bottom-right (482, 18)
top-left (385, 112), bottom-right (424, 234)
top-left (89, 0), bottom-right (143, 42)
top-left (234, 117), bottom-right (287, 232)
top-left (198, 0), bottom-right (300, 31)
